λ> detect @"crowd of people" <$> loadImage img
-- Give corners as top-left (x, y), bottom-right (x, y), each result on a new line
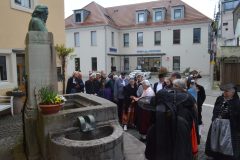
top-left (65, 70), bottom-right (240, 160)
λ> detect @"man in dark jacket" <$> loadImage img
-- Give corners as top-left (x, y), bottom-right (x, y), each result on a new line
top-left (85, 73), bottom-right (98, 94)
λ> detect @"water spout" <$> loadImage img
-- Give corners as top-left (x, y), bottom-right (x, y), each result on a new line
top-left (78, 115), bottom-right (96, 132)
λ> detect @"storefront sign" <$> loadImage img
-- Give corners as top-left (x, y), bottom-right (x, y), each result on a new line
top-left (109, 48), bottom-right (117, 53)
top-left (137, 49), bottom-right (161, 53)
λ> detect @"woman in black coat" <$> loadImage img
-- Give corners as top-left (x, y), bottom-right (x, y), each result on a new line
top-left (205, 83), bottom-right (240, 160)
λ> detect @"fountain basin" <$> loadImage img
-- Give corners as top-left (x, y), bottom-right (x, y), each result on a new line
top-left (49, 124), bottom-right (124, 160)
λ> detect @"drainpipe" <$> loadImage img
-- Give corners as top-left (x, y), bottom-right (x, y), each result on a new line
top-left (104, 26), bottom-right (107, 73)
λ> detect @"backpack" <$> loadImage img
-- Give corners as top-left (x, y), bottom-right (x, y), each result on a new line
top-left (145, 90), bottom-right (194, 160)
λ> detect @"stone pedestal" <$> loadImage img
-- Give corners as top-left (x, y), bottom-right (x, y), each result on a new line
top-left (24, 31), bottom-right (57, 160)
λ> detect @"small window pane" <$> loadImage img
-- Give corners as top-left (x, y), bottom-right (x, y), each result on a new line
top-left (154, 31), bottom-right (161, 45)
top-left (15, 0), bottom-right (31, 8)
top-left (155, 11), bottom-right (163, 21)
top-left (173, 30), bottom-right (180, 44)
top-left (75, 58), bottom-right (80, 71)
top-left (173, 56), bottom-right (180, 71)
top-left (0, 56), bottom-right (7, 80)
top-left (138, 13), bottom-right (145, 23)
top-left (137, 32), bottom-right (143, 46)
top-left (123, 33), bottom-right (129, 47)
top-left (91, 57), bottom-right (97, 71)
top-left (124, 57), bottom-right (129, 71)
top-left (193, 28), bottom-right (201, 43)
top-left (91, 31), bottom-right (97, 46)
top-left (74, 32), bottom-right (80, 47)
top-left (75, 13), bottom-right (81, 22)
top-left (174, 9), bottom-right (182, 19)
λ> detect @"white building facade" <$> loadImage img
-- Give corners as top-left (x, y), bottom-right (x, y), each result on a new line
top-left (65, 0), bottom-right (212, 77)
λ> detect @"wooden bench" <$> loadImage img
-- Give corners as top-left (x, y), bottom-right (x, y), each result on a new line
top-left (0, 96), bottom-right (13, 116)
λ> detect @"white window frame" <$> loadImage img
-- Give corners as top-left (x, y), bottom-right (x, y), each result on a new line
top-left (123, 33), bottom-right (129, 47)
top-left (137, 32), bottom-right (143, 46)
top-left (153, 8), bottom-right (166, 22)
top-left (171, 6), bottom-right (185, 20)
top-left (11, 0), bottom-right (36, 13)
top-left (74, 32), bottom-right (80, 47)
top-left (193, 28), bottom-right (201, 44)
top-left (138, 12), bottom-right (145, 23)
top-left (154, 31), bottom-right (161, 45)
top-left (75, 11), bottom-right (82, 23)
top-left (91, 31), bottom-right (97, 46)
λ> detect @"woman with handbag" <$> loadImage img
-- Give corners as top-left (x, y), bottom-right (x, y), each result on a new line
top-left (205, 83), bottom-right (240, 160)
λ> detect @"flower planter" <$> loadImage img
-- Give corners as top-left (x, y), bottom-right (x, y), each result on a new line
top-left (39, 104), bottom-right (61, 114)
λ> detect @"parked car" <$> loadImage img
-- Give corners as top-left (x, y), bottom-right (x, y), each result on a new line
top-left (129, 69), bottom-right (151, 79)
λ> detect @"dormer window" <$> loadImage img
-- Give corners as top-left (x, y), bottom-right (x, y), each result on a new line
top-left (74, 9), bottom-right (90, 23)
top-left (138, 13), bottom-right (145, 23)
top-left (136, 9), bottom-right (150, 24)
top-left (75, 12), bottom-right (82, 22)
top-left (153, 7), bottom-right (166, 22)
top-left (171, 6), bottom-right (185, 20)
top-left (174, 9), bottom-right (182, 19)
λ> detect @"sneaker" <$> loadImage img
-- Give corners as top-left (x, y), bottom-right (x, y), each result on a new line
top-left (123, 125), bottom-right (127, 131)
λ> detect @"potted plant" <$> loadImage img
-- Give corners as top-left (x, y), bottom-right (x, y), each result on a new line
top-left (183, 67), bottom-right (191, 76)
top-left (38, 86), bottom-right (66, 114)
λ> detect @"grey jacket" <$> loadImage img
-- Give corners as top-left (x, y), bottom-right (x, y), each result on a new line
top-left (114, 78), bottom-right (129, 100)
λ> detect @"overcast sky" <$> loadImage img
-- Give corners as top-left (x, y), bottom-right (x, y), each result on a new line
top-left (64, 0), bottom-right (219, 19)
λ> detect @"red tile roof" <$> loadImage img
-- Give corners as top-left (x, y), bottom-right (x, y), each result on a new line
top-left (65, 0), bottom-right (212, 29)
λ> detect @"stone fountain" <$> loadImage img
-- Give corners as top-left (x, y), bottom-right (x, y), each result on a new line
top-left (37, 93), bottom-right (124, 160)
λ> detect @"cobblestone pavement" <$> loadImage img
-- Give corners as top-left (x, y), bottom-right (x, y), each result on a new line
top-left (0, 113), bottom-right (26, 160)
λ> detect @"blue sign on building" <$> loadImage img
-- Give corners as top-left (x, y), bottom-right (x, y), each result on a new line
top-left (109, 48), bottom-right (117, 53)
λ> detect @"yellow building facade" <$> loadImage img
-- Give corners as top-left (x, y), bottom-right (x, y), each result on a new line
top-left (0, 0), bottom-right (65, 95)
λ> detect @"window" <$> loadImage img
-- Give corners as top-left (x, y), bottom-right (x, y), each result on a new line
top-left (155, 11), bottom-right (163, 21)
top-left (15, 0), bottom-right (31, 8)
top-left (137, 32), bottom-right (143, 46)
top-left (173, 30), bottom-right (180, 44)
top-left (57, 67), bottom-right (62, 81)
top-left (124, 58), bottom-right (129, 71)
top-left (0, 56), bottom-right (7, 81)
top-left (91, 57), bottom-right (97, 71)
top-left (223, 0), bottom-right (239, 11)
top-left (11, 0), bottom-right (35, 12)
top-left (75, 12), bottom-right (82, 22)
top-left (154, 31), bottom-right (161, 45)
top-left (123, 33), bottom-right (129, 47)
top-left (74, 32), bottom-right (80, 47)
top-left (173, 56), bottom-right (180, 71)
top-left (223, 22), bottom-right (228, 26)
top-left (91, 31), bottom-right (97, 46)
top-left (75, 58), bottom-right (80, 71)
top-left (138, 12), bottom-right (145, 23)
top-left (174, 9), bottom-right (182, 19)
top-left (111, 32), bottom-right (114, 46)
top-left (193, 28), bottom-right (201, 43)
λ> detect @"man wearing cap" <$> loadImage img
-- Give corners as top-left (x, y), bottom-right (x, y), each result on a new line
top-left (205, 83), bottom-right (240, 160)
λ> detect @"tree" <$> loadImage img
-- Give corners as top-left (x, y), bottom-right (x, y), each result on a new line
top-left (55, 44), bottom-right (74, 94)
